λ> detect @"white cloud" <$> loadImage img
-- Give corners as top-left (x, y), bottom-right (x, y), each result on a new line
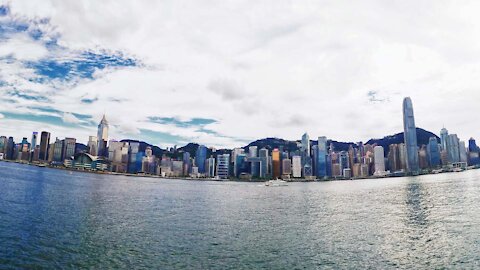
top-left (2, 0), bottom-right (480, 147)
top-left (62, 112), bottom-right (81, 124)
top-left (0, 33), bottom-right (48, 61)
top-left (0, 113), bottom-right (4, 119)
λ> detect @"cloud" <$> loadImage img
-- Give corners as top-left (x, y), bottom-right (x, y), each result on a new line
top-left (0, 113), bottom-right (4, 119)
top-left (1, 0), bottom-right (480, 149)
top-left (62, 112), bottom-right (80, 124)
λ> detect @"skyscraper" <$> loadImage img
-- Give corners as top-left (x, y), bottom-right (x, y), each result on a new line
top-left (301, 133), bottom-right (310, 159)
top-left (272, 148), bottom-right (281, 179)
top-left (30, 132), bottom-right (38, 152)
top-left (97, 114), bottom-right (109, 157)
top-left (427, 137), bottom-right (441, 168)
top-left (216, 154), bottom-right (230, 179)
top-left (196, 145), bottom-right (207, 174)
top-left (440, 128), bottom-right (449, 151)
top-left (317, 136), bottom-right (328, 178)
top-left (39, 131), bottom-right (50, 161)
top-left (373, 146), bottom-right (385, 175)
top-left (402, 97), bottom-right (419, 173)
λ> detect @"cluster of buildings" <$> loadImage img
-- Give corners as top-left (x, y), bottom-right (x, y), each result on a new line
top-left (0, 98), bottom-right (479, 180)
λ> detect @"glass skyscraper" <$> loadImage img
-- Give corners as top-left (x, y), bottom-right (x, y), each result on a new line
top-left (402, 97), bottom-right (419, 173)
top-left (195, 145), bottom-right (207, 173)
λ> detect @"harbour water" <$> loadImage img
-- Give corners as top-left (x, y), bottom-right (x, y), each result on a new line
top-left (1, 162), bottom-right (480, 269)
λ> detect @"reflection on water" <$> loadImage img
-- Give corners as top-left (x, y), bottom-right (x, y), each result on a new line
top-left (1, 162), bottom-right (480, 268)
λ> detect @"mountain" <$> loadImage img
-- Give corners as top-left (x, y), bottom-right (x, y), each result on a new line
top-left (366, 128), bottom-right (440, 150)
top-left (116, 127), bottom-right (439, 158)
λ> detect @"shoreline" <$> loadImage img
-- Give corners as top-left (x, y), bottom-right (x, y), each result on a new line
top-left (0, 159), bottom-right (477, 183)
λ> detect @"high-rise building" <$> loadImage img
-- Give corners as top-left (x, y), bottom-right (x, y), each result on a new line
top-left (301, 133), bottom-right (310, 160)
top-left (0, 136), bottom-right (7, 154)
top-left (249, 146), bottom-right (260, 177)
top-left (30, 132), bottom-right (38, 152)
top-left (97, 115), bottom-right (109, 157)
top-left (87, 136), bottom-right (98, 156)
top-left (53, 138), bottom-right (64, 162)
top-left (182, 152), bottom-right (191, 176)
top-left (292, 156), bottom-right (302, 178)
top-left (447, 134), bottom-right (460, 163)
top-left (216, 154), bottom-right (230, 179)
top-left (282, 158), bottom-right (292, 176)
top-left (388, 144), bottom-right (400, 171)
top-left (440, 128), bottom-right (449, 151)
top-left (427, 137), bottom-right (441, 168)
top-left (468, 138), bottom-right (478, 152)
top-left (459, 141), bottom-right (468, 163)
top-left (373, 146), bottom-right (385, 175)
top-left (402, 97), bottom-right (419, 173)
top-left (63, 138), bottom-right (76, 160)
top-left (272, 148), bottom-right (281, 179)
top-left (418, 145), bottom-right (429, 169)
top-left (317, 136), bottom-right (328, 178)
top-left (196, 145), bottom-right (207, 174)
top-left (207, 157), bottom-right (215, 177)
top-left (39, 131), bottom-right (50, 161)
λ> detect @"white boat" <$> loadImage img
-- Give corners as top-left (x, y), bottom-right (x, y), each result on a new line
top-left (265, 179), bottom-right (288, 187)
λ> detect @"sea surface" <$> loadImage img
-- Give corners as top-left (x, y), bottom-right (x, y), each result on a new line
top-left (1, 162), bottom-right (480, 269)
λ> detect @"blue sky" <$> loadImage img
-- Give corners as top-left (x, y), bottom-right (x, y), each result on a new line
top-left (1, 1), bottom-right (480, 147)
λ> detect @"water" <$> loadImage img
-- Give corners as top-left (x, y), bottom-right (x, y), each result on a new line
top-left (1, 162), bottom-right (480, 269)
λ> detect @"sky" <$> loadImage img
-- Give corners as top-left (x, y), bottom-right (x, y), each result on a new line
top-left (0, 0), bottom-right (480, 148)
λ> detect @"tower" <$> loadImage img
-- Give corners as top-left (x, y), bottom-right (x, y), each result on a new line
top-left (97, 114), bottom-right (109, 157)
top-left (402, 97), bottom-right (419, 173)
top-left (39, 131), bottom-right (50, 161)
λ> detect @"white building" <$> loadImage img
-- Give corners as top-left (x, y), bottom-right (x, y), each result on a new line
top-left (292, 156), bottom-right (302, 178)
top-left (374, 146), bottom-right (386, 176)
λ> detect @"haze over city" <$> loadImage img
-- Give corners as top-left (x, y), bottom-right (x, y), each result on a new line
top-left (1, 1), bottom-right (480, 148)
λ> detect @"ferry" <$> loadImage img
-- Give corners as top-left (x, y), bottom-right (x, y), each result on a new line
top-left (265, 179), bottom-right (288, 187)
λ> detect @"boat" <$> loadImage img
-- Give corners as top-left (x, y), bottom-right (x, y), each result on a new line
top-left (265, 179), bottom-right (288, 187)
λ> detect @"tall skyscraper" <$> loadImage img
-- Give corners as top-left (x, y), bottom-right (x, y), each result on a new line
top-left (301, 133), bottom-right (310, 160)
top-left (216, 154), bottom-right (230, 179)
top-left (402, 97), bottom-right (419, 173)
top-left (447, 134), bottom-right (460, 163)
top-left (272, 148), bottom-right (281, 179)
top-left (39, 131), bottom-right (50, 161)
top-left (373, 146), bottom-right (385, 175)
top-left (316, 136), bottom-right (328, 179)
top-left (97, 114), bottom-right (109, 157)
top-left (427, 137), bottom-right (441, 168)
top-left (196, 145), bottom-right (207, 174)
top-left (440, 128), bottom-right (449, 151)
top-left (63, 138), bottom-right (76, 160)
top-left (30, 132), bottom-right (38, 152)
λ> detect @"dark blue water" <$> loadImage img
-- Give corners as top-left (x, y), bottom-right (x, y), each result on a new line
top-left (1, 162), bottom-right (480, 269)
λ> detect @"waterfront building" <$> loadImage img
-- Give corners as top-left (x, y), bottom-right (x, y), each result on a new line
top-left (249, 146), bottom-right (260, 177)
top-left (234, 153), bottom-right (248, 177)
top-left (128, 142), bottom-right (140, 173)
top-left (459, 141), bottom-right (468, 163)
top-left (63, 138), bottom-right (76, 160)
top-left (39, 131), bottom-right (50, 161)
top-left (207, 157), bottom-right (215, 177)
top-left (374, 146), bottom-right (386, 175)
top-left (196, 145), bottom-right (207, 174)
top-left (317, 136), bottom-right (328, 178)
top-left (418, 146), bottom-right (429, 169)
top-left (259, 148), bottom-right (269, 177)
top-left (30, 132), bottom-right (38, 152)
top-left (292, 156), bottom-right (302, 178)
top-left (402, 97), bottom-right (419, 173)
top-left (352, 163), bottom-right (361, 177)
top-left (332, 163), bottom-right (342, 177)
top-left (108, 141), bottom-right (123, 161)
top-left (282, 158), bottom-right (291, 176)
top-left (301, 133), bottom-right (310, 161)
top-left (339, 151), bottom-right (349, 176)
top-left (53, 138), bottom-right (64, 162)
top-left (272, 149), bottom-right (281, 179)
top-left (0, 136), bottom-right (6, 154)
top-left (216, 154), bottom-right (230, 179)
top-left (182, 152), bottom-right (191, 176)
top-left (440, 150), bottom-right (449, 166)
top-left (447, 134), bottom-right (460, 163)
top-left (427, 137), bottom-right (441, 168)
top-left (440, 127), bottom-right (449, 151)
top-left (47, 142), bottom-right (54, 162)
top-left (388, 144), bottom-right (400, 171)
top-left (97, 115), bottom-right (109, 157)
top-left (87, 136), bottom-right (98, 156)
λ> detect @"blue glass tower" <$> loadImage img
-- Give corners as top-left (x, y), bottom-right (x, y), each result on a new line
top-left (403, 97), bottom-right (419, 173)
top-left (317, 136), bottom-right (327, 178)
top-left (427, 137), bottom-right (441, 168)
top-left (196, 145), bottom-right (207, 173)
